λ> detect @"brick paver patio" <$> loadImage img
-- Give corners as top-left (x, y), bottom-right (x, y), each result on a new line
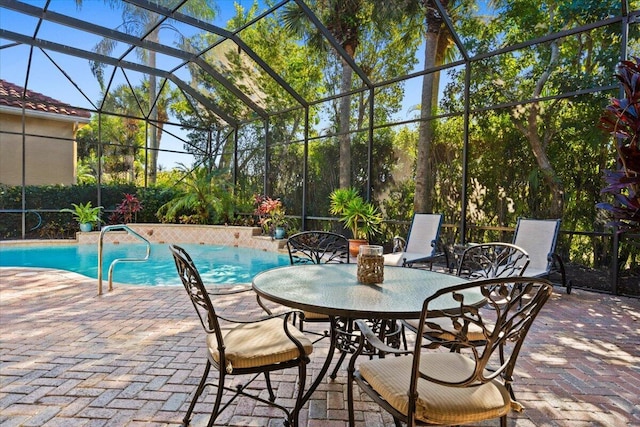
top-left (1, 267), bottom-right (639, 426)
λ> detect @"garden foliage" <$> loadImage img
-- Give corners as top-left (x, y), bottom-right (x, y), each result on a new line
top-left (598, 58), bottom-right (640, 231)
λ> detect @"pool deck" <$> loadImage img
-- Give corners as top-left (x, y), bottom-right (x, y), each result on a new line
top-left (1, 267), bottom-right (639, 426)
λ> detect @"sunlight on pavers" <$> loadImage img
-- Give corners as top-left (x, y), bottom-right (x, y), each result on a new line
top-left (1, 268), bottom-right (639, 426)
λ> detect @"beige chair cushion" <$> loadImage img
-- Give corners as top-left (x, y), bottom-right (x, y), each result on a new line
top-left (359, 352), bottom-right (518, 425)
top-left (302, 310), bottom-right (329, 320)
top-left (405, 317), bottom-right (488, 342)
top-left (207, 317), bottom-right (313, 374)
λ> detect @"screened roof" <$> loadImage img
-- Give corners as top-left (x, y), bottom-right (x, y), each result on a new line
top-left (2, 0), bottom-right (635, 130)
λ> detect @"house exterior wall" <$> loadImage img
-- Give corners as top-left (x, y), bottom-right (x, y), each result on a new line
top-left (0, 112), bottom-right (78, 186)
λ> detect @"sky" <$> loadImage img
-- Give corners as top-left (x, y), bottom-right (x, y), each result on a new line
top-left (0, 0), bottom-right (253, 110)
top-left (0, 1), bottom-right (276, 169)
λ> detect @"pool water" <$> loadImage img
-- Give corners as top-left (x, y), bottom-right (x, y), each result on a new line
top-left (0, 243), bottom-right (290, 286)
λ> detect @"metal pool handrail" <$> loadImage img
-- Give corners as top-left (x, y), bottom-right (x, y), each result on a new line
top-left (98, 225), bottom-right (151, 295)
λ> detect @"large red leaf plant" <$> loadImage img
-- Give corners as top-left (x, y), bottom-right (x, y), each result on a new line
top-left (598, 57), bottom-right (640, 231)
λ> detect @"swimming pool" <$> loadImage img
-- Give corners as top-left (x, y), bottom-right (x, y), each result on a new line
top-left (0, 243), bottom-right (290, 286)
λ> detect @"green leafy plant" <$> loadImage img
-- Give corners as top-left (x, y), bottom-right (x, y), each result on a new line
top-left (156, 165), bottom-right (232, 225)
top-left (329, 187), bottom-right (382, 240)
top-left (598, 58), bottom-right (640, 231)
top-left (60, 202), bottom-right (103, 225)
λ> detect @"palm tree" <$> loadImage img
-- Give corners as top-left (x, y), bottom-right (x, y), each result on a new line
top-left (375, 0), bottom-right (465, 213)
top-left (84, 0), bottom-right (216, 185)
top-left (283, 0), bottom-right (365, 189)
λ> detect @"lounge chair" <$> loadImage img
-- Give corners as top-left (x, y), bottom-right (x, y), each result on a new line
top-left (383, 213), bottom-right (449, 270)
top-left (512, 218), bottom-right (572, 293)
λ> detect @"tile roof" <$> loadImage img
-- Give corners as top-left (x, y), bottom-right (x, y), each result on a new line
top-left (0, 79), bottom-right (91, 119)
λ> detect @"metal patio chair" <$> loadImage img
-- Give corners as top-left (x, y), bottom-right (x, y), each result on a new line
top-left (284, 231), bottom-right (354, 378)
top-left (455, 242), bottom-right (530, 280)
top-left (512, 218), bottom-right (572, 293)
top-left (283, 231), bottom-right (402, 379)
top-left (170, 244), bottom-right (312, 427)
top-left (383, 213), bottom-right (449, 270)
top-left (259, 231), bottom-right (351, 342)
top-left (347, 277), bottom-right (553, 427)
top-left (403, 242), bottom-right (530, 352)
top-left (286, 230), bottom-right (350, 265)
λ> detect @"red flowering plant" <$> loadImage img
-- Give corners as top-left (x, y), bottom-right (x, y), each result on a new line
top-left (254, 195), bottom-right (288, 235)
top-left (598, 58), bottom-right (640, 231)
top-left (109, 193), bottom-right (143, 224)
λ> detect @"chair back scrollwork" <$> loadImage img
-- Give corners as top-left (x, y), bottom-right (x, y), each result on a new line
top-left (457, 242), bottom-right (530, 280)
top-left (170, 245), bottom-right (223, 340)
top-left (287, 231), bottom-right (350, 265)
top-left (413, 277), bottom-right (552, 390)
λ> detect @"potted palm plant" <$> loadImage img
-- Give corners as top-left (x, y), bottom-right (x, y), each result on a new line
top-left (61, 201), bottom-right (103, 232)
top-left (330, 188), bottom-right (382, 256)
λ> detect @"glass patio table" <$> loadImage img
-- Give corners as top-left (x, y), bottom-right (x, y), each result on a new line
top-left (252, 263), bottom-right (482, 403)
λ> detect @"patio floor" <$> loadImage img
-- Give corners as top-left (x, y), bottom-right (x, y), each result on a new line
top-left (1, 267), bottom-right (639, 427)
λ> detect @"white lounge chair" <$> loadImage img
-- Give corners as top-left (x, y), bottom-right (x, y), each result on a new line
top-left (383, 213), bottom-right (448, 270)
top-left (512, 218), bottom-right (572, 293)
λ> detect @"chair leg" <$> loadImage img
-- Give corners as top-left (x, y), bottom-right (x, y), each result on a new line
top-left (400, 323), bottom-right (409, 350)
top-left (182, 359), bottom-right (211, 427)
top-left (290, 360), bottom-right (308, 427)
top-left (552, 253), bottom-right (572, 294)
top-left (207, 367), bottom-right (226, 427)
top-left (264, 371), bottom-right (276, 402)
top-left (347, 363), bottom-right (356, 427)
top-left (330, 349), bottom-right (348, 379)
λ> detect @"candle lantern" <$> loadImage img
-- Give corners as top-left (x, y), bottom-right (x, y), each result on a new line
top-left (357, 245), bottom-right (384, 284)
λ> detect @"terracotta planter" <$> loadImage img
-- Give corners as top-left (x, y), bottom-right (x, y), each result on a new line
top-left (348, 239), bottom-right (368, 257)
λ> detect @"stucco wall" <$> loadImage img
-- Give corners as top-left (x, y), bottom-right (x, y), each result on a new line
top-left (0, 113), bottom-right (77, 185)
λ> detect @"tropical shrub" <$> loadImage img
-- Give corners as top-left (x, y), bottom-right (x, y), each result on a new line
top-left (156, 165), bottom-right (238, 225)
top-left (254, 195), bottom-right (288, 235)
top-left (109, 193), bottom-right (143, 224)
top-left (329, 187), bottom-right (382, 240)
top-left (598, 58), bottom-right (640, 231)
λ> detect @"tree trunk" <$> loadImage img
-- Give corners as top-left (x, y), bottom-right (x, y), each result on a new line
top-left (526, 104), bottom-right (565, 217)
top-left (339, 59), bottom-right (353, 189)
top-left (514, 38), bottom-right (564, 218)
top-left (148, 30), bottom-right (159, 185)
top-left (414, 30), bottom-right (439, 213)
